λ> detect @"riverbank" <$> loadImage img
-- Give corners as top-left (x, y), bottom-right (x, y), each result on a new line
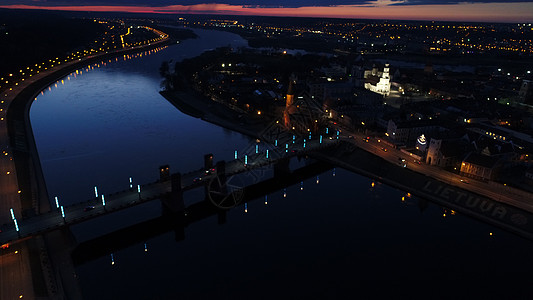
top-left (8, 39), bottom-right (173, 218)
top-left (2, 33), bottom-right (176, 300)
top-left (160, 89), bottom-right (273, 139)
top-left (313, 142), bottom-right (533, 240)
top-left (161, 86), bottom-right (533, 240)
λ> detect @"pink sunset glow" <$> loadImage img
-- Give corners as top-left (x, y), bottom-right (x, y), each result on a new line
top-left (1, 2), bottom-right (532, 23)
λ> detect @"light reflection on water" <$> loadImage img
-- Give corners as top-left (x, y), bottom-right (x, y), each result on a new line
top-left (29, 28), bottom-right (533, 299)
top-left (31, 29), bottom-right (251, 205)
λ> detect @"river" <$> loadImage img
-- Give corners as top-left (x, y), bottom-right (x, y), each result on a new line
top-left (29, 28), bottom-right (533, 299)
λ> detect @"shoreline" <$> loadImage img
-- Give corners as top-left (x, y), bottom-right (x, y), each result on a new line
top-left (3, 36), bottom-right (175, 300)
top-left (161, 87), bottom-right (533, 240)
top-left (160, 89), bottom-right (273, 139)
top-left (313, 144), bottom-right (533, 241)
top-left (8, 38), bottom-right (174, 219)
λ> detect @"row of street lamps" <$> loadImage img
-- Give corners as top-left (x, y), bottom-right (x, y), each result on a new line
top-left (234, 127), bottom-right (340, 167)
top-left (7, 178), bottom-right (144, 235)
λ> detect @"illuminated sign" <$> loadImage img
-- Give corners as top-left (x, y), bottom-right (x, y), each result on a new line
top-left (417, 134), bottom-right (427, 145)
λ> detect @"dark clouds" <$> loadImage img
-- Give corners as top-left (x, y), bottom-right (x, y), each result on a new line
top-left (5, 0), bottom-right (533, 7)
top-left (392, 0), bottom-right (533, 4)
top-left (5, 0), bottom-right (374, 7)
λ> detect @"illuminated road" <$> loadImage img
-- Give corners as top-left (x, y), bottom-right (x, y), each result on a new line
top-left (0, 242), bottom-right (35, 300)
top-left (336, 129), bottom-right (533, 213)
top-left (0, 27), bottom-right (170, 225)
top-left (0, 27), bottom-right (169, 300)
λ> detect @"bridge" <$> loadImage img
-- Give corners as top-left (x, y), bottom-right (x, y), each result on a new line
top-left (1, 134), bottom-right (339, 245)
top-left (70, 159), bottom-right (332, 266)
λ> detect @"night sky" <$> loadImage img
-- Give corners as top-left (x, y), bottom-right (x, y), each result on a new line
top-left (1, 0), bottom-right (533, 22)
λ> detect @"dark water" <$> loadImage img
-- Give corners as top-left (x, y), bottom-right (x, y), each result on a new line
top-left (30, 29), bottom-right (533, 299)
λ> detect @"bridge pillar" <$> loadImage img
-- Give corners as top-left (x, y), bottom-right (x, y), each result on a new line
top-left (273, 157), bottom-right (291, 178)
top-left (159, 165), bottom-right (170, 181)
top-left (161, 173), bottom-right (184, 214)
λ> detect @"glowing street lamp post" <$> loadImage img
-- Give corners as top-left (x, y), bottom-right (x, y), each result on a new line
top-left (137, 184), bottom-right (141, 200)
top-left (10, 208), bottom-right (20, 236)
top-left (101, 195), bottom-right (106, 211)
top-left (60, 205), bottom-right (66, 223)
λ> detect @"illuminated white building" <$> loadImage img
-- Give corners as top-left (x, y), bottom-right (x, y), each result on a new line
top-left (364, 64), bottom-right (391, 96)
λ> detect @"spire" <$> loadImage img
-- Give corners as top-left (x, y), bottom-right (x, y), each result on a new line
top-left (287, 80), bottom-right (295, 96)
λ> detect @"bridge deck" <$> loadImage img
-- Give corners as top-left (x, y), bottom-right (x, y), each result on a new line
top-left (1, 138), bottom-right (338, 245)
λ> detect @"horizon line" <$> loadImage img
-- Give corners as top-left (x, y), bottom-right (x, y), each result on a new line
top-left (1, 3), bottom-right (533, 23)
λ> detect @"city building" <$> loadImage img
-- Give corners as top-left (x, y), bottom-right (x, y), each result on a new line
top-left (386, 119), bottom-right (446, 146)
top-left (364, 63), bottom-right (391, 96)
top-left (426, 138), bottom-right (466, 168)
top-left (460, 152), bottom-right (501, 181)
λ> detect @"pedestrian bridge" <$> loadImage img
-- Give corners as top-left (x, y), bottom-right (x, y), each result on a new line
top-left (0, 135), bottom-right (339, 245)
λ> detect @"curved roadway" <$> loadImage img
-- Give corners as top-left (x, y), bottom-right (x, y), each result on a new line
top-left (0, 27), bottom-right (170, 300)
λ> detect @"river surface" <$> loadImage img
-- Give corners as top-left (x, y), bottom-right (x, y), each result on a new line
top-left (29, 29), bottom-right (533, 299)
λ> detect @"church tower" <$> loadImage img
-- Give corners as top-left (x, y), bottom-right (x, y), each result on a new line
top-left (284, 80), bottom-right (295, 128)
top-left (382, 63), bottom-right (390, 79)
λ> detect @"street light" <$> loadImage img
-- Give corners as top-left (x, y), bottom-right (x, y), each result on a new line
top-left (54, 196), bottom-right (59, 209)
top-left (9, 208), bottom-right (20, 235)
top-left (60, 205), bottom-right (66, 223)
top-left (94, 186), bottom-right (99, 198)
top-left (13, 219), bottom-right (19, 233)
